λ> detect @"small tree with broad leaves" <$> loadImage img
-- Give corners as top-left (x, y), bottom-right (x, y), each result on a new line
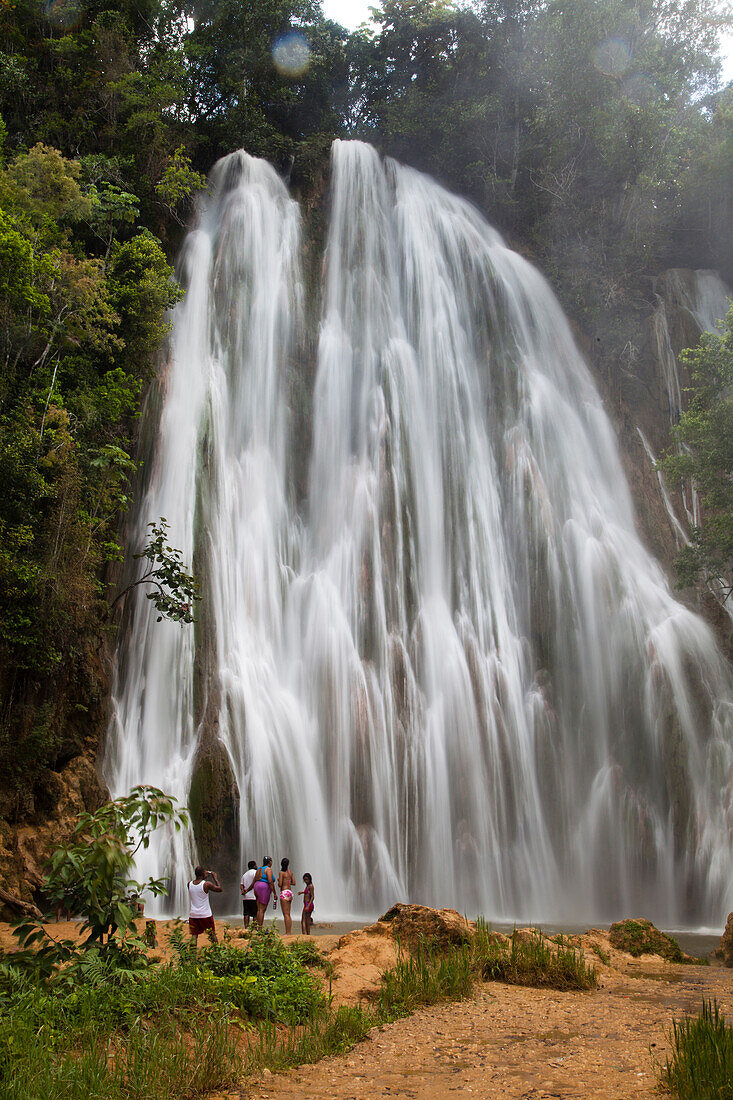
top-left (14, 786), bottom-right (188, 963)
top-left (112, 518), bottom-right (199, 623)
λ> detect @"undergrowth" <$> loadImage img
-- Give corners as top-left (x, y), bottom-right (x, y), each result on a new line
top-left (472, 921), bottom-right (598, 990)
top-left (0, 927), bottom-right (324, 1100)
top-left (0, 916), bottom-right (598, 1098)
top-left (252, 1006), bottom-right (376, 1072)
top-left (659, 998), bottom-right (733, 1099)
top-left (378, 939), bottom-right (474, 1017)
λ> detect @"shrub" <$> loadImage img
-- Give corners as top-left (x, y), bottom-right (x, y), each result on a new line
top-left (472, 922), bottom-right (597, 990)
top-left (195, 931), bottom-right (326, 1023)
top-left (287, 938), bottom-right (335, 976)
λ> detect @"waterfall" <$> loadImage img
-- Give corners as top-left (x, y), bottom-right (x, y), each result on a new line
top-left (106, 141), bottom-right (733, 926)
top-left (652, 268), bottom-right (731, 426)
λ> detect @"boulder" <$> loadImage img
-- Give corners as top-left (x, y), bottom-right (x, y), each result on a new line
top-left (608, 917), bottom-right (692, 963)
top-left (188, 737), bottom-right (240, 886)
top-left (719, 912), bottom-right (733, 967)
top-left (378, 903), bottom-right (475, 950)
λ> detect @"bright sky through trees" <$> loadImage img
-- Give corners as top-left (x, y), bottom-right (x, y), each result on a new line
top-left (322, 0), bottom-right (733, 79)
top-left (322, 0), bottom-right (374, 29)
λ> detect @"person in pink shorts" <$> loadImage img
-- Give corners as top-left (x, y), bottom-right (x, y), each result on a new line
top-left (278, 857), bottom-right (296, 935)
top-left (253, 856), bottom-right (278, 929)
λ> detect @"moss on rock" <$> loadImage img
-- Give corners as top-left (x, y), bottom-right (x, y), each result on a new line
top-left (188, 738), bottom-right (240, 884)
top-left (608, 918), bottom-right (690, 962)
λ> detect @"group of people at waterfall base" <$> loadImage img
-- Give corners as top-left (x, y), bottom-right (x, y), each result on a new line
top-left (187, 858), bottom-right (315, 945)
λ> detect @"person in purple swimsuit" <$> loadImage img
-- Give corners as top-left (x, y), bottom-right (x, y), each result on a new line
top-left (253, 856), bottom-right (278, 929)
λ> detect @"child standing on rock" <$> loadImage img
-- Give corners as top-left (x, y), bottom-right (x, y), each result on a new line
top-left (299, 872), bottom-right (314, 935)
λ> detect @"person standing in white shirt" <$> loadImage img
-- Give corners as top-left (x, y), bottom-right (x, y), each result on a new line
top-left (240, 859), bottom-right (258, 929)
top-left (188, 865), bottom-right (222, 948)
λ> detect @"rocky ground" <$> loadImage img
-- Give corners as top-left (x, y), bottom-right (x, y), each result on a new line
top-left (240, 958), bottom-right (733, 1100)
top-left (234, 911), bottom-right (733, 1100)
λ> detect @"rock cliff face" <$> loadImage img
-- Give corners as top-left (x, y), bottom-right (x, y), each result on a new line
top-left (0, 755), bottom-right (108, 919)
top-left (0, 623), bottom-right (115, 917)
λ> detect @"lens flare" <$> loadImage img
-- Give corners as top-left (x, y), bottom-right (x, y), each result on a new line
top-left (591, 37), bottom-right (631, 77)
top-left (272, 32), bottom-right (311, 78)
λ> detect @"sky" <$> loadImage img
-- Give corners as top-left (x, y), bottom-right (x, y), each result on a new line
top-left (322, 0), bottom-right (733, 81)
top-left (322, 0), bottom-right (374, 29)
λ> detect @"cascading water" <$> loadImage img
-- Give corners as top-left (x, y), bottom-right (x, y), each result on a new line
top-left (643, 269), bottom-right (732, 589)
top-left (652, 268), bottom-right (731, 426)
top-left (106, 141), bottom-right (733, 925)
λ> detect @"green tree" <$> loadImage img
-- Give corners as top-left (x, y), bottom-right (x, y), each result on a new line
top-left (18, 786), bottom-right (188, 949)
top-left (184, 0), bottom-right (349, 173)
top-left (0, 137), bottom-right (181, 799)
top-left (112, 519), bottom-right (200, 624)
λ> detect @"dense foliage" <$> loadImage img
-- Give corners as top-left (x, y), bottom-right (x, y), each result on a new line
top-left (0, 926), bottom-right (328, 1099)
top-left (0, 0), bottom-right (731, 806)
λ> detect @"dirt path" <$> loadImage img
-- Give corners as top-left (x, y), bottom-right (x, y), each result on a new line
top-left (241, 962), bottom-right (733, 1100)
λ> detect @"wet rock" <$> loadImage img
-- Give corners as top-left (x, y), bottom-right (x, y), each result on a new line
top-left (0, 754), bottom-right (109, 918)
top-left (188, 737), bottom-right (240, 887)
top-left (0, 885), bottom-right (42, 919)
top-left (719, 912), bottom-right (733, 967)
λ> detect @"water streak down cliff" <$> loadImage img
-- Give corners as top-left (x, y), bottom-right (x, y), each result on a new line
top-left (106, 142), bottom-right (733, 925)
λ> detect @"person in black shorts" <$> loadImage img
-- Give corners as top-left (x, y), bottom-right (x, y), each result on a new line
top-left (240, 859), bottom-right (258, 928)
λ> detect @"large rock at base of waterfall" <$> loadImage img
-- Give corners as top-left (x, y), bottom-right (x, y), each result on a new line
top-left (188, 737), bottom-right (240, 886)
top-left (608, 918), bottom-right (692, 962)
top-left (377, 903), bottom-right (475, 950)
top-left (719, 913), bottom-right (733, 967)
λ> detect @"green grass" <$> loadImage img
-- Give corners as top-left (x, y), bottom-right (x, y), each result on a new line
top-left (0, 1012), bottom-right (241, 1100)
top-left (0, 929), bottom-right (325, 1100)
top-left (659, 998), bottom-right (733, 1099)
top-left (250, 1006), bottom-right (376, 1072)
top-left (0, 916), bottom-right (599, 1098)
top-left (377, 938), bottom-right (474, 1018)
top-left (472, 921), bottom-right (598, 990)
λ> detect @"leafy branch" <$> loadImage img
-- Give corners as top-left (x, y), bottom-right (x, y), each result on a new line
top-left (111, 518), bottom-right (200, 623)
top-left (13, 786), bottom-right (189, 971)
